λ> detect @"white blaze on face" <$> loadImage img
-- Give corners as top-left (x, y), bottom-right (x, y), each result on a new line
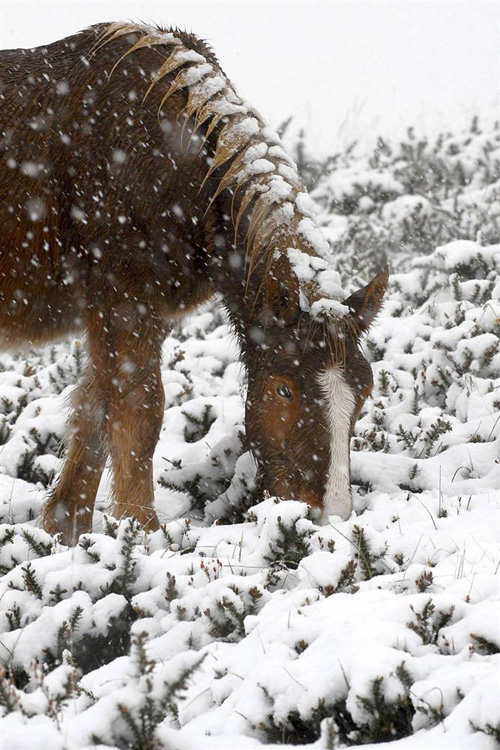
top-left (317, 367), bottom-right (356, 520)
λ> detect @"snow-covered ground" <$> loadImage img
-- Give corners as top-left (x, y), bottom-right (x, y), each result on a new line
top-left (1, 124), bottom-right (499, 749)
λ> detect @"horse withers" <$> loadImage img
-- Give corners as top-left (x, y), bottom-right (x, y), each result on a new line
top-left (0, 23), bottom-right (387, 544)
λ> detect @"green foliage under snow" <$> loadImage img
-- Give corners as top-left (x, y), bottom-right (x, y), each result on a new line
top-left (0, 121), bottom-right (499, 749)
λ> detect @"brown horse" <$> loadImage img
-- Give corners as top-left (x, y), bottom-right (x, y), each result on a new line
top-left (0, 23), bottom-right (387, 544)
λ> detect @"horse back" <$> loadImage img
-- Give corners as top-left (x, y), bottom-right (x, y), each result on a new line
top-left (0, 26), bottom-right (215, 347)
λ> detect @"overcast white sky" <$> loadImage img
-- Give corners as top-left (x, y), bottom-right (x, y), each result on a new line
top-left (1, 1), bottom-right (498, 153)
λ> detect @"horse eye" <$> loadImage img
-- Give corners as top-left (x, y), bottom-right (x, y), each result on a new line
top-left (276, 384), bottom-right (293, 400)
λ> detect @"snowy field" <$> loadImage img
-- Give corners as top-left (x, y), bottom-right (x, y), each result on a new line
top-left (1, 123), bottom-right (499, 749)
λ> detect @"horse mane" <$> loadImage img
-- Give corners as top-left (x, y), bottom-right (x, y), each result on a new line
top-left (90, 22), bottom-right (348, 321)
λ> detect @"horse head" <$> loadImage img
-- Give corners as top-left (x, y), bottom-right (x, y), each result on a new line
top-left (244, 267), bottom-right (388, 520)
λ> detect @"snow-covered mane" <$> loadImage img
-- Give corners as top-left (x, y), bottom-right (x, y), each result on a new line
top-left (92, 22), bottom-right (347, 319)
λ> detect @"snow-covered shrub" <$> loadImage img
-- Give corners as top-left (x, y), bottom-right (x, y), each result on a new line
top-left (300, 119), bottom-right (500, 281)
top-left (1, 124), bottom-right (499, 749)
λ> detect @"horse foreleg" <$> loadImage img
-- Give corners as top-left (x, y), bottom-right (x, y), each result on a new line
top-left (106, 316), bottom-right (165, 532)
top-left (42, 368), bottom-right (107, 545)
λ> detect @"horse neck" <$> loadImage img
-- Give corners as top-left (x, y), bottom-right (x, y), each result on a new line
top-left (79, 24), bottom-right (333, 331)
top-left (202, 190), bottom-right (274, 333)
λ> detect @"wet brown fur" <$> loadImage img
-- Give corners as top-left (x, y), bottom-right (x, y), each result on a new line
top-left (0, 23), bottom-right (387, 544)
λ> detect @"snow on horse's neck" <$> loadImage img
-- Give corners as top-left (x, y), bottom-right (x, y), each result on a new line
top-left (95, 22), bottom-right (347, 322)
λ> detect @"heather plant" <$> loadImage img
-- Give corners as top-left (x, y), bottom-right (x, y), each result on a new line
top-left (1, 122), bottom-right (499, 750)
top-left (256, 663), bottom-right (414, 746)
top-left (307, 119), bottom-right (500, 281)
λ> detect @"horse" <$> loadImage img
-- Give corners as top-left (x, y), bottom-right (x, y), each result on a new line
top-left (0, 22), bottom-right (388, 545)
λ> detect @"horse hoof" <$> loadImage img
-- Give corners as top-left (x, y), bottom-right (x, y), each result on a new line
top-left (111, 505), bottom-right (160, 534)
top-left (143, 512), bottom-right (160, 533)
top-left (42, 506), bottom-right (92, 546)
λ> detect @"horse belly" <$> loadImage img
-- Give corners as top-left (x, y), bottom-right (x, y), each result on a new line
top-left (0, 278), bottom-right (84, 350)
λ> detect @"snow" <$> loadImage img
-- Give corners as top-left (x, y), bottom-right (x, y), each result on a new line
top-left (1, 103), bottom-right (500, 750)
top-left (297, 217), bottom-right (331, 257)
top-left (312, 167), bottom-right (405, 206)
top-left (1, 252), bottom-right (498, 747)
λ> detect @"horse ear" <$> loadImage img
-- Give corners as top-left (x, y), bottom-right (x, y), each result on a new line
top-left (263, 255), bottom-right (300, 324)
top-left (343, 267), bottom-right (389, 334)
